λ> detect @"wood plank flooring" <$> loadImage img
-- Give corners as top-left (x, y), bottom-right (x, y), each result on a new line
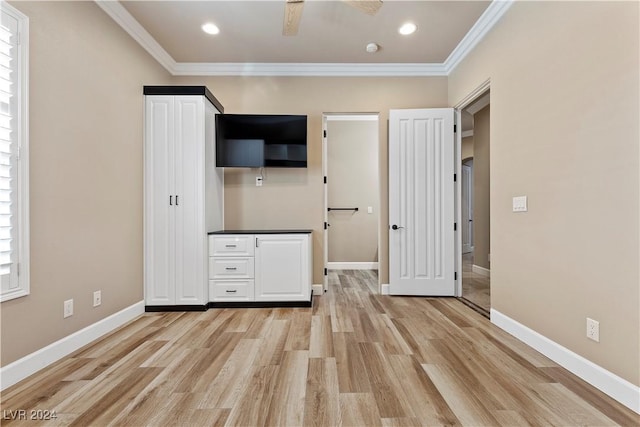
top-left (1, 270), bottom-right (638, 426)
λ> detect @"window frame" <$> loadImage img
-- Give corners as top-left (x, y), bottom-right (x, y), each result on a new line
top-left (0, 2), bottom-right (29, 303)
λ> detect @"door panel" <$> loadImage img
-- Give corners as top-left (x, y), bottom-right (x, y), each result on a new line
top-left (389, 108), bottom-right (455, 296)
top-left (145, 97), bottom-right (174, 305)
top-left (255, 234), bottom-right (309, 301)
top-left (175, 97), bottom-right (205, 304)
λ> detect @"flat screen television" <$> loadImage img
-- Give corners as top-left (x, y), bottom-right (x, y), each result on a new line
top-left (216, 114), bottom-right (307, 168)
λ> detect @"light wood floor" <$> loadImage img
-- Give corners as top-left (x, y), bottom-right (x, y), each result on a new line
top-left (462, 253), bottom-right (491, 314)
top-left (2, 271), bottom-right (637, 426)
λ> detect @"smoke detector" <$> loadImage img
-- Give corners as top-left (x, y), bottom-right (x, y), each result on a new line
top-left (366, 43), bottom-right (380, 53)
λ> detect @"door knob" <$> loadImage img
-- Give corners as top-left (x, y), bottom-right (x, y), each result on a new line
top-left (391, 224), bottom-right (404, 230)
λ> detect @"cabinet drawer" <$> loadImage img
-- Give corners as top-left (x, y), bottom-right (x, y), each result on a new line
top-left (209, 257), bottom-right (254, 279)
top-left (209, 235), bottom-right (255, 257)
top-left (209, 280), bottom-right (254, 301)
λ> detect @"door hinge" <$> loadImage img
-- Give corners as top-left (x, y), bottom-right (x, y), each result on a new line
top-left (454, 124), bottom-right (457, 133)
top-left (324, 176), bottom-right (327, 184)
top-left (324, 222), bottom-right (327, 230)
top-left (454, 272), bottom-right (457, 281)
top-left (324, 268), bottom-right (328, 276)
top-left (454, 223), bottom-right (457, 231)
top-left (454, 173), bottom-right (457, 182)
top-left (323, 130), bottom-right (327, 138)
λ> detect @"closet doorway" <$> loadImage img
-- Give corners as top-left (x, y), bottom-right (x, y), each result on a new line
top-left (459, 91), bottom-right (491, 315)
top-left (322, 114), bottom-right (380, 293)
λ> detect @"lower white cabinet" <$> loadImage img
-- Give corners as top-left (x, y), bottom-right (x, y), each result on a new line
top-left (209, 232), bottom-right (312, 304)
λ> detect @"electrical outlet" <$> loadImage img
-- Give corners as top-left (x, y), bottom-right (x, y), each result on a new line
top-left (256, 176), bottom-right (263, 187)
top-left (63, 299), bottom-right (74, 318)
top-left (586, 317), bottom-right (600, 342)
top-left (93, 290), bottom-right (102, 307)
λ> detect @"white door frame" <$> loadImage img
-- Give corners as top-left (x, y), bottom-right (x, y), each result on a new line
top-left (322, 113), bottom-right (380, 293)
top-left (454, 78), bottom-right (491, 298)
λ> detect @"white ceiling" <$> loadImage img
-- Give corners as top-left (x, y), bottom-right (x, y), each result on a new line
top-left (119, 1), bottom-right (491, 65)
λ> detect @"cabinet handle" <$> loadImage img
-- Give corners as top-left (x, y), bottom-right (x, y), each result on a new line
top-left (176, 195), bottom-right (179, 206)
top-left (225, 244), bottom-right (237, 248)
top-left (169, 195), bottom-right (173, 206)
top-left (225, 289), bottom-right (237, 293)
top-left (225, 267), bottom-right (237, 271)
top-left (256, 237), bottom-right (259, 248)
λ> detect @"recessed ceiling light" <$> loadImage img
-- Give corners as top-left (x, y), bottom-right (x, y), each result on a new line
top-left (201, 23), bottom-right (220, 35)
top-left (398, 22), bottom-right (417, 36)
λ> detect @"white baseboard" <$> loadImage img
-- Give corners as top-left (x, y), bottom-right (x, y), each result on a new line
top-left (312, 284), bottom-right (324, 296)
top-left (381, 283), bottom-right (390, 295)
top-left (472, 264), bottom-right (491, 278)
top-left (328, 262), bottom-right (378, 270)
top-left (0, 301), bottom-right (145, 391)
top-left (491, 309), bottom-right (640, 414)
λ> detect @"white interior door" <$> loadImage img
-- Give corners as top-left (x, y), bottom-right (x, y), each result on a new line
top-left (389, 108), bottom-right (455, 296)
top-left (462, 162), bottom-right (474, 254)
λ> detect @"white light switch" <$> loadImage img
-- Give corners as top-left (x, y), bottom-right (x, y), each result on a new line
top-left (512, 196), bottom-right (528, 212)
top-left (367, 206), bottom-right (373, 214)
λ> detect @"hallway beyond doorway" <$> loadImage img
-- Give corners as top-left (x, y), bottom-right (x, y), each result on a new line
top-left (461, 252), bottom-right (490, 315)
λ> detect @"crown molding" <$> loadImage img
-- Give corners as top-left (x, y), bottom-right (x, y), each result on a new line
top-left (96, 0), bottom-right (511, 77)
top-left (443, 0), bottom-right (514, 74)
top-left (173, 62), bottom-right (447, 77)
top-left (95, 0), bottom-right (177, 74)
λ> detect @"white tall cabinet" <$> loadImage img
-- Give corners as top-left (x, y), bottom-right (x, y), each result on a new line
top-left (144, 87), bottom-right (224, 309)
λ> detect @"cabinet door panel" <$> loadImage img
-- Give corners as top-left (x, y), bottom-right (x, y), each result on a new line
top-left (144, 96), bottom-right (175, 305)
top-left (175, 97), bottom-right (206, 305)
top-left (255, 234), bottom-right (311, 301)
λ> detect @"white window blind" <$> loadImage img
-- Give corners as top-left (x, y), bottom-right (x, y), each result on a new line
top-left (0, 3), bottom-right (28, 302)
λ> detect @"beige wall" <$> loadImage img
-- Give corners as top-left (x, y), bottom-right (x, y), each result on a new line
top-left (472, 106), bottom-right (490, 270)
top-left (1, 2), bottom-right (171, 366)
top-left (327, 119), bottom-right (378, 263)
top-left (449, 1), bottom-right (639, 386)
top-left (174, 75), bottom-right (449, 285)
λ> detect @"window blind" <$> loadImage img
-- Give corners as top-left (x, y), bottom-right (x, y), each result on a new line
top-left (0, 11), bottom-right (18, 293)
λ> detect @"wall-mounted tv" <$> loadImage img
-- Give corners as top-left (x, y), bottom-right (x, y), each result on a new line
top-left (216, 114), bottom-right (307, 168)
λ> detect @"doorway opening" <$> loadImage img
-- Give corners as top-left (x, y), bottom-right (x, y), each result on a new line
top-left (457, 86), bottom-right (491, 315)
top-left (322, 114), bottom-right (380, 294)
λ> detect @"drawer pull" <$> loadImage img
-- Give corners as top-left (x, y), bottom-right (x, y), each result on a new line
top-left (225, 244), bottom-right (237, 248)
top-left (225, 267), bottom-right (238, 271)
top-left (225, 289), bottom-right (237, 293)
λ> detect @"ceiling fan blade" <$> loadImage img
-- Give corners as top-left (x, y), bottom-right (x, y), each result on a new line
top-left (283, 0), bottom-right (304, 36)
top-left (342, 0), bottom-right (383, 16)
